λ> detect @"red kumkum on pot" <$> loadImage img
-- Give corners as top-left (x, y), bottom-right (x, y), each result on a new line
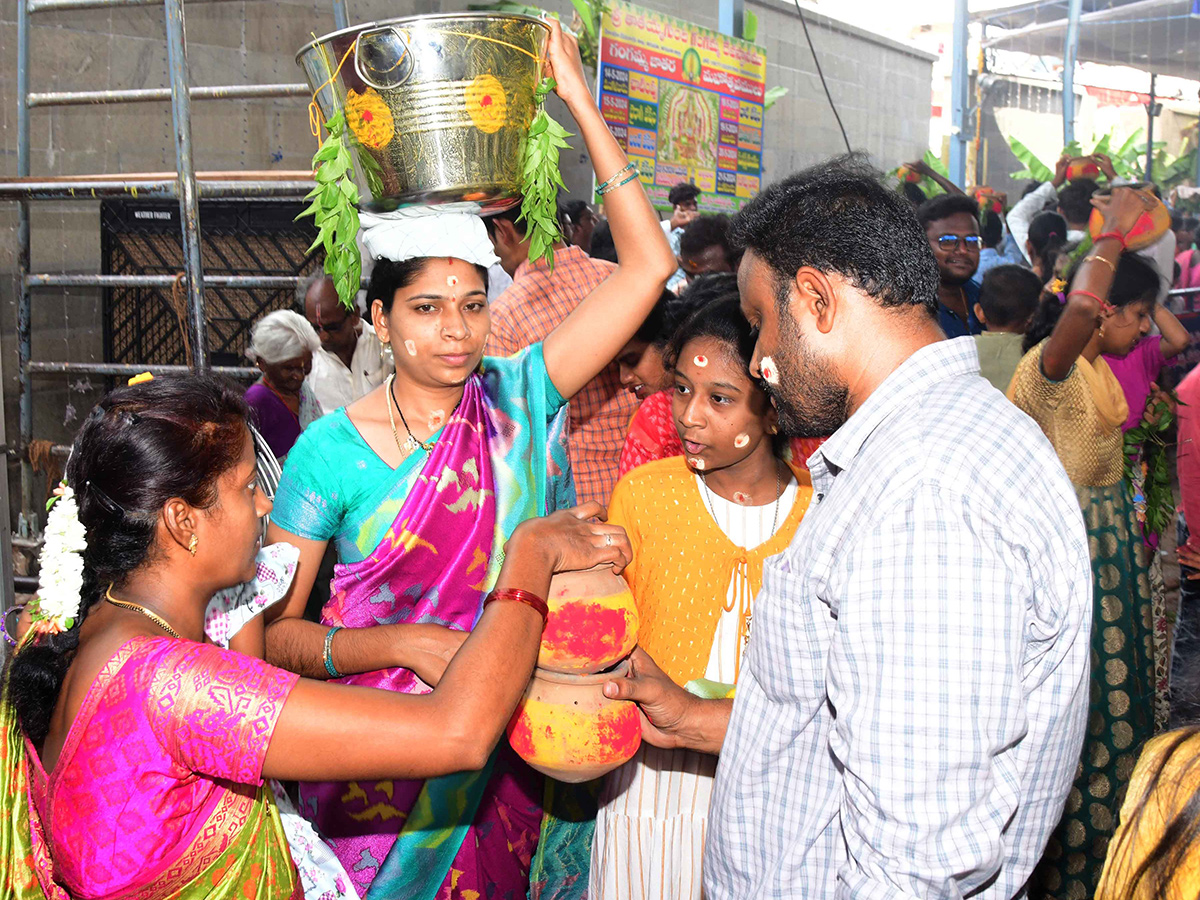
top-left (538, 565), bottom-right (639, 675)
top-left (507, 660), bottom-right (642, 783)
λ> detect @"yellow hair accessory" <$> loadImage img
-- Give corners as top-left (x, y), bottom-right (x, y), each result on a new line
top-left (127, 372), bottom-right (154, 386)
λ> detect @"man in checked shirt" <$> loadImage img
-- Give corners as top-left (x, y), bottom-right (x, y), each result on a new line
top-left (604, 156), bottom-right (1092, 899)
top-left (485, 204), bottom-right (633, 506)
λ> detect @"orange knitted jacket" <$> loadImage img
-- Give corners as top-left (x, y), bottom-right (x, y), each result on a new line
top-left (606, 455), bottom-right (813, 686)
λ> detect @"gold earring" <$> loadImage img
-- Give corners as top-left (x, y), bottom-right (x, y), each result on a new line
top-left (188, 534), bottom-right (198, 557)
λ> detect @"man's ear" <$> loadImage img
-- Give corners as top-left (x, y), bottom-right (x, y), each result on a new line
top-left (792, 267), bottom-right (840, 336)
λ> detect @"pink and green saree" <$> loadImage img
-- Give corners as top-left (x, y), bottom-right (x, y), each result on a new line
top-left (0, 635), bottom-right (301, 900)
top-left (271, 345), bottom-right (575, 900)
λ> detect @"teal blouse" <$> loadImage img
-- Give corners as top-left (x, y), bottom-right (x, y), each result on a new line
top-left (271, 343), bottom-right (567, 564)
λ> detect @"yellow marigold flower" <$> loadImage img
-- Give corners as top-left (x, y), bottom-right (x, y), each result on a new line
top-left (345, 88), bottom-right (394, 151)
top-left (464, 74), bottom-right (507, 135)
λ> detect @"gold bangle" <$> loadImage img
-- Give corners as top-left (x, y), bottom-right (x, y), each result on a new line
top-left (1084, 253), bottom-right (1117, 274)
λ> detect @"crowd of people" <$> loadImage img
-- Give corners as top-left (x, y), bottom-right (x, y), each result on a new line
top-left (5, 18), bottom-right (1200, 900)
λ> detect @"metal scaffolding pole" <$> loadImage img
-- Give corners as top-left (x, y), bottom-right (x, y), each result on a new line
top-left (28, 83), bottom-right (307, 108)
top-left (0, 177), bottom-right (313, 200)
top-left (948, 0), bottom-right (969, 187)
top-left (16, 0), bottom-right (35, 531)
top-left (332, 0), bottom-right (348, 31)
top-left (26, 274), bottom-right (311, 288)
top-left (164, 0), bottom-right (209, 371)
top-left (26, 362), bottom-right (259, 377)
top-left (1062, 0), bottom-right (1082, 145)
top-left (1146, 73), bottom-right (1158, 182)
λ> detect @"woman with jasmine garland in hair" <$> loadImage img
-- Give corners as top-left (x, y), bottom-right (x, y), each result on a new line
top-left (0, 375), bottom-right (629, 900)
top-left (261, 20), bottom-right (676, 900)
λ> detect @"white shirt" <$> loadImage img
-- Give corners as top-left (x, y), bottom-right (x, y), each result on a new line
top-left (705, 338), bottom-right (1092, 900)
top-left (308, 321), bottom-right (391, 414)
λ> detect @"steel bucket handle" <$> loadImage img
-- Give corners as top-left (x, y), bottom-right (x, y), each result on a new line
top-left (354, 25), bottom-right (414, 92)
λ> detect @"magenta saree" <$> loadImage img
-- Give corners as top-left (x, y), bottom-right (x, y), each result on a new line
top-left (276, 348), bottom-right (575, 900)
top-left (1, 635), bottom-right (301, 900)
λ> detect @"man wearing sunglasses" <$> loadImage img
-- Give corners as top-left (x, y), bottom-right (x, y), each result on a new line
top-left (917, 194), bottom-right (985, 338)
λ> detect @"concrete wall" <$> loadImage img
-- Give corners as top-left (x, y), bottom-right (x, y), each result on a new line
top-left (0, 0), bottom-right (932, 524)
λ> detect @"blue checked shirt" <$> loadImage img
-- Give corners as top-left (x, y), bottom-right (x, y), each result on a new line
top-left (705, 337), bottom-right (1092, 900)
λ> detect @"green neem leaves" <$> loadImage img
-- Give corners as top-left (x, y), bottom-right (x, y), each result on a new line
top-left (519, 77), bottom-right (572, 269)
top-left (296, 111), bottom-right (362, 311)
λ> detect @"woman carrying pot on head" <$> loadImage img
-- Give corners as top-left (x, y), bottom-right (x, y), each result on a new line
top-left (1007, 186), bottom-right (1169, 898)
top-left (0, 375), bottom-right (628, 900)
top-left (590, 297), bottom-right (815, 900)
top-left (245, 309), bottom-right (324, 460)
top-left (261, 20), bottom-right (676, 900)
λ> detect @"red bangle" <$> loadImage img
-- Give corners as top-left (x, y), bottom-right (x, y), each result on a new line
top-left (1093, 231), bottom-right (1128, 251)
top-left (484, 588), bottom-right (549, 623)
top-left (1067, 289), bottom-right (1116, 316)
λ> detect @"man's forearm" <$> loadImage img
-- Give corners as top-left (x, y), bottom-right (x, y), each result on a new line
top-left (674, 697), bottom-right (733, 755)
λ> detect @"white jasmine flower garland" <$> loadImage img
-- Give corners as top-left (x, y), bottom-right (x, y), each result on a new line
top-left (32, 480), bottom-right (87, 633)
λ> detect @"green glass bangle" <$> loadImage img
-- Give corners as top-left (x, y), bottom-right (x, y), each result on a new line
top-left (598, 171), bottom-right (641, 196)
top-left (596, 162), bottom-right (636, 194)
top-left (323, 625), bottom-right (343, 679)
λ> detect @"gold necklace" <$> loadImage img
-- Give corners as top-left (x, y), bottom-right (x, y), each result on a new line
top-left (104, 585), bottom-right (181, 639)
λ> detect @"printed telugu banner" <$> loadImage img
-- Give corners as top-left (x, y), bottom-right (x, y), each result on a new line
top-left (596, 1), bottom-right (767, 213)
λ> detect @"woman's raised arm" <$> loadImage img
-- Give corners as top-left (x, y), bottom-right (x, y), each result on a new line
top-left (539, 18), bottom-right (677, 400)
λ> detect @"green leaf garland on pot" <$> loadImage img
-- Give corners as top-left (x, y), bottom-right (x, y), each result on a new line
top-left (296, 111), bottom-right (362, 311)
top-left (519, 77), bottom-right (572, 270)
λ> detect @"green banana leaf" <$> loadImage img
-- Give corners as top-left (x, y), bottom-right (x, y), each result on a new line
top-left (1006, 135), bottom-right (1053, 182)
top-left (764, 85), bottom-right (788, 112)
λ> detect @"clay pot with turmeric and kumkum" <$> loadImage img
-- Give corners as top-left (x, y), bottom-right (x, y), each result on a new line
top-left (506, 660), bottom-right (642, 783)
top-left (538, 564), bottom-right (638, 675)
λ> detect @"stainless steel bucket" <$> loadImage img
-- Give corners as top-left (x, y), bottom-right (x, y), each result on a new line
top-left (297, 13), bottom-right (550, 212)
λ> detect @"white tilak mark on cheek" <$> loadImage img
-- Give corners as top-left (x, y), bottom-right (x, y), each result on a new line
top-left (760, 355), bottom-right (780, 385)
top-left (404, 340), bottom-right (417, 357)
top-left (687, 456), bottom-right (706, 470)
top-left (734, 433), bottom-right (749, 449)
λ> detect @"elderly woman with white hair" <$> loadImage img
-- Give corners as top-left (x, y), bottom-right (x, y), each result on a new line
top-left (245, 309), bottom-right (323, 459)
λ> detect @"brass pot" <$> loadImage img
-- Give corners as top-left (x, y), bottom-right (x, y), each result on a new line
top-left (297, 13), bottom-right (549, 212)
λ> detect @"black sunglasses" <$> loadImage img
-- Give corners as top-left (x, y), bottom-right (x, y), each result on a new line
top-left (936, 234), bottom-right (983, 251)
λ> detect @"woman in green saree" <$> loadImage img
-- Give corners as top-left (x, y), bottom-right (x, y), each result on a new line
top-left (0, 374), bottom-right (630, 900)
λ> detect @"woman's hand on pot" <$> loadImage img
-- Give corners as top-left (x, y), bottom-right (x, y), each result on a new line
top-left (1093, 185), bottom-right (1153, 239)
top-left (543, 16), bottom-right (591, 110)
top-left (511, 503), bottom-right (632, 575)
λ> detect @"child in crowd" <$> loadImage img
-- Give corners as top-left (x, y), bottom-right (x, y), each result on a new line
top-left (972, 264), bottom-right (1042, 392)
top-left (1101, 290), bottom-right (1191, 431)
